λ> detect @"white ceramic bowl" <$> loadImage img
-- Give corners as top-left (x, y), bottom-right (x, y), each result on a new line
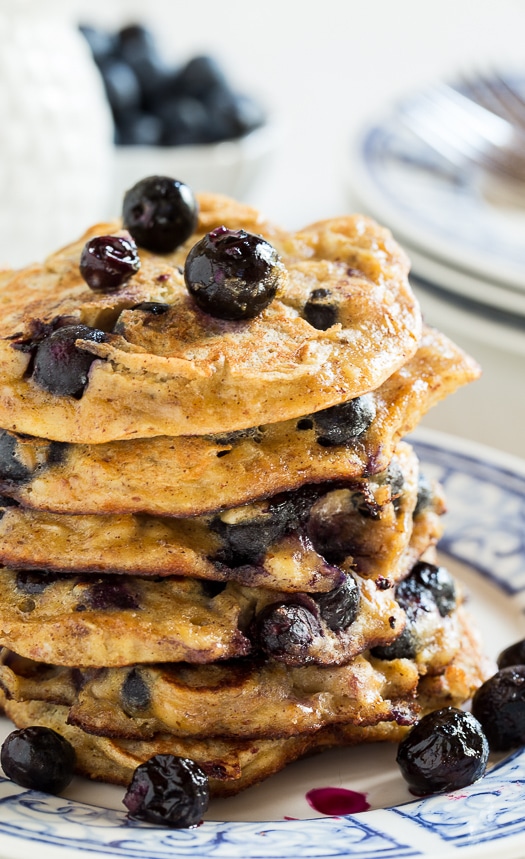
top-left (107, 120), bottom-right (280, 218)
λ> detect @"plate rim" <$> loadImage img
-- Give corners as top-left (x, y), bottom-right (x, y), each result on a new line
top-left (406, 243), bottom-right (525, 320)
top-left (347, 91), bottom-right (525, 294)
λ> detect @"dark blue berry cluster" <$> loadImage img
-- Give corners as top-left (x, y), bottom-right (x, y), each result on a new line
top-left (79, 24), bottom-right (265, 147)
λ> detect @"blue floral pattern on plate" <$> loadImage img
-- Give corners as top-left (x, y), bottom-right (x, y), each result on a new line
top-left (0, 428), bottom-right (524, 859)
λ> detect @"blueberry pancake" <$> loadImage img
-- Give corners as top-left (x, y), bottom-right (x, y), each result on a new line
top-left (0, 183), bottom-right (488, 802)
top-left (0, 564), bottom-right (466, 739)
top-left (0, 444), bottom-right (443, 592)
top-left (0, 567), bottom-right (407, 668)
top-left (0, 607), bottom-right (488, 796)
top-left (0, 327), bottom-right (479, 517)
top-left (0, 648), bottom-right (420, 740)
top-left (0, 194), bottom-right (421, 443)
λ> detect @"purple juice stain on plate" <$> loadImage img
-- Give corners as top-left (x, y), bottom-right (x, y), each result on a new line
top-left (305, 786), bottom-right (370, 815)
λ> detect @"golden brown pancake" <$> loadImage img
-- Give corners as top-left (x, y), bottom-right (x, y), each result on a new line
top-left (0, 327), bottom-right (479, 517)
top-left (0, 555), bottom-right (467, 732)
top-left (0, 195), bottom-right (421, 442)
top-left (0, 443), bottom-right (443, 593)
top-left (0, 647), bottom-right (419, 739)
top-left (0, 568), bottom-right (406, 668)
top-left (0, 607), bottom-right (488, 796)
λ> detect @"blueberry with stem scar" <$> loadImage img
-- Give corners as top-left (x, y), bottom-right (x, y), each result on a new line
top-left (184, 226), bottom-right (285, 320)
top-left (123, 754), bottom-right (209, 827)
top-left (80, 235), bottom-right (140, 292)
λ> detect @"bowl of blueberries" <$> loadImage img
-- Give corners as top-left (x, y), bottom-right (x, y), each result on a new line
top-left (80, 22), bottom-right (279, 215)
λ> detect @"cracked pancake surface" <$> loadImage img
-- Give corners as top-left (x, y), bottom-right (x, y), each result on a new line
top-left (0, 327), bottom-right (479, 517)
top-left (0, 567), bottom-right (406, 668)
top-left (0, 443), bottom-right (444, 593)
top-left (0, 195), bottom-right (421, 442)
top-left (0, 607), bottom-right (488, 796)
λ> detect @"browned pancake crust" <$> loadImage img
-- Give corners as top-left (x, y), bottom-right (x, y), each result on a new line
top-left (0, 327), bottom-right (479, 516)
top-left (0, 568), bottom-right (406, 668)
top-left (0, 588), bottom-right (469, 737)
top-left (0, 608), bottom-right (488, 796)
top-left (0, 443), bottom-right (442, 594)
top-left (0, 195), bottom-right (421, 442)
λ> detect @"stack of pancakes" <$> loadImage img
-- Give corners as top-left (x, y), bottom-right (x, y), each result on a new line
top-left (0, 193), bottom-right (488, 797)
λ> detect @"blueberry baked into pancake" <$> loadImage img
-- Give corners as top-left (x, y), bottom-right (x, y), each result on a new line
top-left (0, 177), bottom-right (488, 809)
top-left (0, 188), bottom-right (422, 442)
top-left (0, 327), bottom-right (477, 517)
top-left (0, 604), bottom-right (486, 797)
top-left (0, 442), bottom-right (440, 589)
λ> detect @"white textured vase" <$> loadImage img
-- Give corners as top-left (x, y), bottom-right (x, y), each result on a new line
top-left (0, 0), bottom-right (113, 268)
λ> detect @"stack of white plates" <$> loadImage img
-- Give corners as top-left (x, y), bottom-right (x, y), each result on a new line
top-left (346, 73), bottom-right (525, 358)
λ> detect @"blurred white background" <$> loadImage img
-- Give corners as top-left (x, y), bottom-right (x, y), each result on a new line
top-left (72, 0), bottom-right (525, 223)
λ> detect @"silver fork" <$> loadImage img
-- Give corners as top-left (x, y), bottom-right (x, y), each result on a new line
top-left (399, 76), bottom-right (525, 190)
top-left (462, 72), bottom-right (525, 133)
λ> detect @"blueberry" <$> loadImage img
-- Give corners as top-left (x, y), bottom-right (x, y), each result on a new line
top-left (123, 754), bottom-right (209, 828)
top-left (303, 288), bottom-right (338, 330)
top-left (256, 602), bottom-right (321, 662)
top-left (80, 235), bottom-right (140, 292)
top-left (1, 726), bottom-right (76, 794)
top-left (371, 562), bottom-right (456, 662)
top-left (121, 668), bottom-right (151, 713)
top-left (32, 325), bottom-right (106, 398)
top-left (79, 578), bottom-right (140, 611)
top-left (117, 24), bottom-right (158, 66)
top-left (414, 473), bottom-right (434, 517)
top-left (15, 570), bottom-right (60, 594)
top-left (157, 96), bottom-right (210, 146)
top-left (78, 24), bottom-right (116, 64)
top-left (311, 394), bottom-right (376, 447)
top-left (471, 666), bottom-right (525, 750)
top-left (48, 441), bottom-right (69, 465)
top-left (370, 624), bottom-right (418, 661)
top-left (211, 510), bottom-right (288, 567)
top-left (396, 708), bottom-right (489, 795)
top-left (97, 58), bottom-right (142, 115)
top-left (314, 575), bottom-right (360, 631)
top-left (278, 483), bottom-right (331, 528)
top-left (0, 431), bottom-right (32, 482)
top-left (122, 176), bottom-right (198, 254)
top-left (115, 111), bottom-right (163, 146)
top-left (397, 562), bottom-right (456, 618)
top-left (184, 226), bottom-right (284, 320)
top-left (212, 485), bottom-right (326, 570)
top-left (217, 92), bottom-right (265, 137)
top-left (498, 639), bottom-right (525, 669)
top-left (204, 88), bottom-right (265, 141)
top-left (131, 301), bottom-right (171, 315)
top-left (113, 24), bottom-right (166, 102)
top-left (173, 55), bottom-right (228, 101)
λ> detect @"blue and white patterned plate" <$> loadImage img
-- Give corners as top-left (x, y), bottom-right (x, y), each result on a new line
top-left (0, 427), bottom-right (524, 859)
top-left (347, 76), bottom-right (525, 295)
